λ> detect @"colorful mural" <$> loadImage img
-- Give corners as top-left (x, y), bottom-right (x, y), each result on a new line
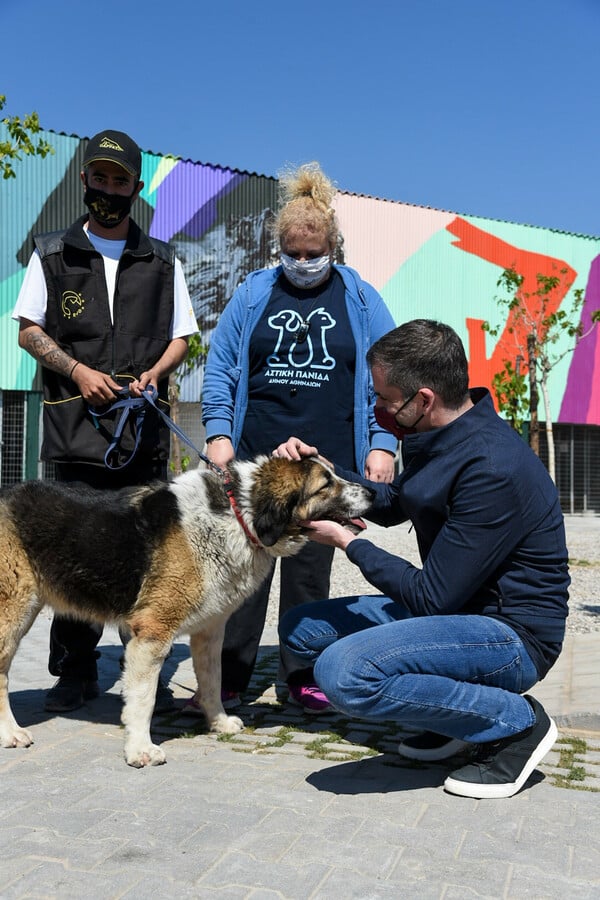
top-left (2, 126), bottom-right (599, 423)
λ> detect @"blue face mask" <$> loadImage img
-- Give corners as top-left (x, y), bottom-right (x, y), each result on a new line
top-left (280, 253), bottom-right (332, 289)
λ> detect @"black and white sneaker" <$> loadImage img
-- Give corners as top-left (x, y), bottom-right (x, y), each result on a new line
top-left (444, 695), bottom-right (557, 799)
top-left (398, 731), bottom-right (470, 761)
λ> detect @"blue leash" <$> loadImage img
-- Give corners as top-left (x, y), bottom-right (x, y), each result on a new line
top-left (89, 387), bottom-right (261, 546)
top-left (89, 386), bottom-right (224, 475)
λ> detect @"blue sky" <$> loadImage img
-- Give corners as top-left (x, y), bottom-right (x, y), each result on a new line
top-left (2, 0), bottom-right (599, 236)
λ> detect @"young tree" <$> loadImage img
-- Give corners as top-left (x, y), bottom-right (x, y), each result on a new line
top-left (483, 266), bottom-right (600, 482)
top-left (1, 95), bottom-right (53, 179)
top-left (169, 333), bottom-right (209, 475)
top-left (489, 357), bottom-right (529, 437)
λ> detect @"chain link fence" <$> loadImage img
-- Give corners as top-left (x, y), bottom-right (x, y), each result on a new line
top-left (0, 391), bottom-right (205, 486)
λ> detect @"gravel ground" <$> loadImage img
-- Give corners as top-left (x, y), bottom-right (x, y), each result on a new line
top-left (266, 514), bottom-right (600, 635)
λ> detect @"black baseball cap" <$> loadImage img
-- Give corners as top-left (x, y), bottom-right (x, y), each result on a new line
top-left (82, 130), bottom-right (142, 179)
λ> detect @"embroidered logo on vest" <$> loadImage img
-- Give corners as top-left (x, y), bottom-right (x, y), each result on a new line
top-left (61, 290), bottom-right (85, 319)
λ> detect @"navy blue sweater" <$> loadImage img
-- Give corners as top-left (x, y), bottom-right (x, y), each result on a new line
top-left (341, 389), bottom-right (570, 679)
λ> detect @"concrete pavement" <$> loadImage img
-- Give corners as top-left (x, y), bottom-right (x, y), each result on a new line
top-left (1, 610), bottom-right (599, 899)
top-left (1, 513), bottom-right (599, 898)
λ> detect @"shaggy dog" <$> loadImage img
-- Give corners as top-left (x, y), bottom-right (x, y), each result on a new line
top-left (0, 456), bottom-right (372, 767)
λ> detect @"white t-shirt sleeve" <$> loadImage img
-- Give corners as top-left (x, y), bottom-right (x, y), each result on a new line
top-left (12, 251), bottom-right (48, 328)
top-left (12, 247), bottom-right (197, 340)
top-left (171, 257), bottom-right (198, 339)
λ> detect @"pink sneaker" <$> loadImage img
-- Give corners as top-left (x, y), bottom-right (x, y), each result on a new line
top-left (288, 683), bottom-right (331, 714)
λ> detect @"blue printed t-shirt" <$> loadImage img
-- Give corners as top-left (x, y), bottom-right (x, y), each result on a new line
top-left (238, 270), bottom-right (356, 469)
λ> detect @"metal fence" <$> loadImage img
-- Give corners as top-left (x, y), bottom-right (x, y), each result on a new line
top-left (1, 389), bottom-right (599, 514)
top-left (0, 391), bottom-right (206, 486)
top-left (544, 423), bottom-right (600, 516)
top-left (0, 390), bottom-right (43, 485)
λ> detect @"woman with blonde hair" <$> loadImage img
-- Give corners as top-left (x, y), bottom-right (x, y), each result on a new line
top-left (200, 162), bottom-right (397, 712)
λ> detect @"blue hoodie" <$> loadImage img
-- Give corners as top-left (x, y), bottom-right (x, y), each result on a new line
top-left (202, 265), bottom-right (397, 473)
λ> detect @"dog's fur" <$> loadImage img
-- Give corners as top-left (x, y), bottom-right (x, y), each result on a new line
top-left (0, 456), bottom-right (372, 766)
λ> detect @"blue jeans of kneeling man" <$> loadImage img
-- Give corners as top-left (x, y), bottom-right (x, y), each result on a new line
top-left (278, 594), bottom-right (540, 744)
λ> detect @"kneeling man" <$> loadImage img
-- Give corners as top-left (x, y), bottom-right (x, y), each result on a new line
top-left (275, 319), bottom-right (569, 800)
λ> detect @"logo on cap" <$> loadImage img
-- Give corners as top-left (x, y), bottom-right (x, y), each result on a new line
top-left (98, 137), bottom-right (125, 152)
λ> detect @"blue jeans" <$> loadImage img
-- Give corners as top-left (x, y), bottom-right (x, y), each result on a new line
top-left (279, 595), bottom-right (540, 743)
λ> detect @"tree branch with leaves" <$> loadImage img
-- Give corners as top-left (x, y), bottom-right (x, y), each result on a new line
top-left (169, 333), bottom-right (209, 475)
top-left (483, 266), bottom-right (600, 482)
top-left (1, 95), bottom-right (54, 179)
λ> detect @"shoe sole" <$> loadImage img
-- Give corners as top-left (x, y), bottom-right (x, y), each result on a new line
top-left (443, 718), bottom-right (558, 799)
top-left (398, 737), bottom-right (471, 761)
top-left (288, 696), bottom-right (331, 715)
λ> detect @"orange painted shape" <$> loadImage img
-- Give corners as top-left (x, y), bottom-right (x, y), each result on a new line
top-left (448, 218), bottom-right (577, 397)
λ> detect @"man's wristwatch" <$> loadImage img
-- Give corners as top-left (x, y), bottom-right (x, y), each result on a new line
top-left (206, 434), bottom-right (230, 444)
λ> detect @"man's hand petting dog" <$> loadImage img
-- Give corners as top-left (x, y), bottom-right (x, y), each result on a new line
top-left (272, 436), bottom-right (327, 465)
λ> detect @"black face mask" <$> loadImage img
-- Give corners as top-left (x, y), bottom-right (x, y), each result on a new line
top-left (83, 180), bottom-right (136, 228)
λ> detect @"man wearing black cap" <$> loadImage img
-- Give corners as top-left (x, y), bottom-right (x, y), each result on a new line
top-left (13, 129), bottom-right (198, 713)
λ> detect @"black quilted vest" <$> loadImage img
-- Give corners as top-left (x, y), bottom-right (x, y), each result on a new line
top-left (34, 216), bottom-right (175, 465)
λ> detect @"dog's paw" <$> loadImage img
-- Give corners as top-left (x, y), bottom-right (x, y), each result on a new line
top-left (210, 713), bottom-right (244, 735)
top-left (0, 726), bottom-right (34, 748)
top-left (125, 743), bottom-right (166, 768)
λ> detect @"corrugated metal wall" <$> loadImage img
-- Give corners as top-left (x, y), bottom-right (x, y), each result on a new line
top-left (3, 125), bottom-right (600, 427)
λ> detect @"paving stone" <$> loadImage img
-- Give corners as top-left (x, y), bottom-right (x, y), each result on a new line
top-left (2, 574), bottom-right (599, 899)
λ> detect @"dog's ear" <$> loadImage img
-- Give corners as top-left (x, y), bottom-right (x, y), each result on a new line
top-left (253, 493), bottom-right (298, 547)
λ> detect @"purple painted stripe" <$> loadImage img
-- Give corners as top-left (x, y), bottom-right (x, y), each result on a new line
top-left (149, 161), bottom-right (244, 241)
top-left (559, 255), bottom-right (600, 423)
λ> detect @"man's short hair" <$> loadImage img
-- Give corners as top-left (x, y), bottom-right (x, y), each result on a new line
top-left (367, 319), bottom-right (469, 408)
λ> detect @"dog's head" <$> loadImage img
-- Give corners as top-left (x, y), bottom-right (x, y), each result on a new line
top-left (232, 456), bottom-right (374, 551)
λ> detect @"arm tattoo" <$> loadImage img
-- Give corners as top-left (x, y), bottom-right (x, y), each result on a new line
top-left (25, 331), bottom-right (76, 378)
